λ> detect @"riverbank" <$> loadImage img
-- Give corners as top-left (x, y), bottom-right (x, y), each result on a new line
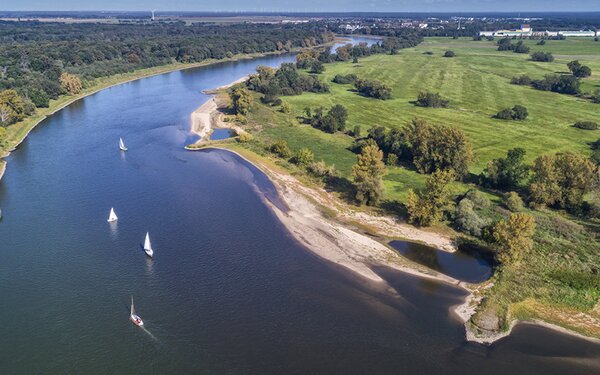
top-left (186, 89), bottom-right (600, 346)
top-left (0, 49), bottom-right (298, 182)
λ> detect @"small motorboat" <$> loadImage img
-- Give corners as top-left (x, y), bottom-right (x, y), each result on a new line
top-left (130, 296), bottom-right (144, 326)
top-left (107, 207), bottom-right (118, 222)
top-left (119, 137), bottom-right (128, 152)
top-left (143, 232), bottom-right (154, 258)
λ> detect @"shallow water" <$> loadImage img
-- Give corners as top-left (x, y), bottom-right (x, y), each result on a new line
top-left (0, 38), bottom-right (599, 374)
top-left (389, 240), bottom-right (493, 283)
top-left (210, 128), bottom-right (236, 140)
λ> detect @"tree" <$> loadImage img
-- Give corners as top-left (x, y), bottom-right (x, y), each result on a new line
top-left (405, 169), bottom-right (455, 226)
top-left (492, 213), bottom-right (536, 265)
top-left (0, 89), bottom-right (27, 126)
top-left (533, 75), bottom-right (580, 95)
top-left (592, 89), bottom-right (600, 104)
top-left (404, 118), bottom-right (473, 178)
top-left (59, 72), bottom-right (82, 95)
top-left (529, 152), bottom-right (596, 209)
top-left (494, 108), bottom-right (514, 120)
top-left (573, 121), bottom-right (598, 130)
top-left (229, 87), bottom-right (252, 115)
top-left (513, 41), bottom-right (530, 54)
top-left (310, 60), bottom-right (325, 74)
top-left (352, 139), bottom-right (385, 206)
top-left (481, 148), bottom-right (529, 190)
top-left (354, 79), bottom-right (392, 100)
top-left (352, 124), bottom-right (361, 138)
top-left (568, 60), bottom-right (592, 78)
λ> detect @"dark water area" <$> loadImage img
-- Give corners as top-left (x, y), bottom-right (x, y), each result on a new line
top-left (210, 128), bottom-right (235, 140)
top-left (389, 240), bottom-right (493, 283)
top-left (0, 38), bottom-right (599, 374)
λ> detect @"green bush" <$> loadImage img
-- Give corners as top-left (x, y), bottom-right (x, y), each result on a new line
top-left (444, 50), bottom-right (455, 57)
top-left (269, 140), bottom-right (292, 158)
top-left (291, 147), bottom-right (314, 166)
top-left (465, 189), bottom-right (491, 209)
top-left (454, 198), bottom-right (488, 237)
top-left (416, 92), bottom-right (449, 108)
top-left (530, 51), bottom-right (554, 62)
top-left (307, 160), bottom-right (336, 179)
top-left (505, 191), bottom-right (524, 212)
top-left (386, 153), bottom-right (398, 166)
top-left (511, 75), bottom-right (532, 85)
top-left (237, 132), bottom-right (253, 143)
top-left (573, 121), bottom-right (598, 130)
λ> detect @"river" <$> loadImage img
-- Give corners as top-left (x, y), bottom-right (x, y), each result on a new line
top-left (0, 37), bottom-right (599, 374)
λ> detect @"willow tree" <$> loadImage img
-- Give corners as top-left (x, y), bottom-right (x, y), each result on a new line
top-left (493, 213), bottom-right (536, 265)
top-left (229, 87), bottom-right (253, 116)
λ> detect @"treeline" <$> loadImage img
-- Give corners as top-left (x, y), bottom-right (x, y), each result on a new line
top-left (0, 21), bottom-right (333, 125)
top-left (511, 60), bottom-right (594, 97)
top-left (246, 64), bottom-right (329, 103)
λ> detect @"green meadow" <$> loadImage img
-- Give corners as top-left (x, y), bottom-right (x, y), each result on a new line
top-left (252, 37), bottom-right (600, 202)
top-left (246, 37), bottom-right (600, 337)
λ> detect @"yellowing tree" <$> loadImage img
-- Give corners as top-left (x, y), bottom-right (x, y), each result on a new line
top-left (352, 139), bottom-right (385, 206)
top-left (0, 89), bottom-right (26, 125)
top-left (492, 213), bottom-right (536, 265)
top-left (59, 72), bottom-right (83, 95)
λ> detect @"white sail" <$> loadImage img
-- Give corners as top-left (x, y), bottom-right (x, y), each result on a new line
top-left (119, 137), bottom-right (128, 151)
top-left (144, 232), bottom-right (153, 257)
top-left (107, 207), bottom-right (118, 222)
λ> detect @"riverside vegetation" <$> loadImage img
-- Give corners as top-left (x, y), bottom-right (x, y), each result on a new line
top-left (226, 36), bottom-right (600, 339)
top-left (0, 21), bottom-right (334, 156)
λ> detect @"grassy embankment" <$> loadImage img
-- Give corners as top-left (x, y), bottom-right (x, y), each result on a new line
top-left (239, 37), bottom-right (600, 338)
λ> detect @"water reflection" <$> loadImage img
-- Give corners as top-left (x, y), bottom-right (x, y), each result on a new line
top-left (389, 240), bottom-right (493, 283)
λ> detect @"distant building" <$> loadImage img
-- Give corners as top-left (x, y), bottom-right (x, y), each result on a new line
top-left (479, 24), bottom-right (533, 37)
top-left (558, 30), bottom-right (597, 37)
top-left (418, 23), bottom-right (428, 29)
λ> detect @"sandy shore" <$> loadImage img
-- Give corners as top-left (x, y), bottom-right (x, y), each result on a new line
top-left (188, 89), bottom-right (600, 346)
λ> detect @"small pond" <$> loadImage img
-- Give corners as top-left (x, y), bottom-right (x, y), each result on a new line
top-left (210, 128), bottom-right (236, 140)
top-left (389, 240), bottom-right (493, 283)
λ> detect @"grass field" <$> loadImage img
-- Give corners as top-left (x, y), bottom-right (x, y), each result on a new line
top-left (252, 37), bottom-right (600, 202)
top-left (246, 37), bottom-right (600, 337)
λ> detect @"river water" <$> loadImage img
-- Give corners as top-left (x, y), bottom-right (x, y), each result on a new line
top-left (0, 38), bottom-right (599, 374)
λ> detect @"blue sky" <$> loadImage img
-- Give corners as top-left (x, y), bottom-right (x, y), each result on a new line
top-left (2, 0), bottom-right (600, 12)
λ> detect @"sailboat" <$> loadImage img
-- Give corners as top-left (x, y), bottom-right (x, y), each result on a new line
top-left (119, 137), bottom-right (128, 151)
top-left (129, 296), bottom-right (144, 326)
top-left (143, 232), bottom-right (154, 258)
top-left (107, 207), bottom-right (118, 222)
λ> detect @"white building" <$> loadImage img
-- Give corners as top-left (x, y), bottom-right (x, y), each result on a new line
top-left (558, 30), bottom-right (597, 37)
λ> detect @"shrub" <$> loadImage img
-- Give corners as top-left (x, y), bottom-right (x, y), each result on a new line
top-left (530, 51), bottom-right (554, 62)
top-left (454, 198), bottom-right (488, 237)
top-left (307, 160), bottom-right (336, 179)
top-left (280, 101), bottom-right (291, 113)
top-left (533, 74), bottom-right (580, 95)
top-left (237, 132), bottom-right (253, 143)
top-left (269, 140), bottom-right (292, 158)
top-left (592, 89), bottom-right (600, 104)
top-left (352, 125), bottom-right (361, 138)
top-left (494, 108), bottom-right (514, 120)
top-left (465, 189), bottom-right (491, 209)
top-left (573, 121), bottom-right (598, 130)
top-left (416, 92), bottom-right (449, 108)
top-left (291, 147), bottom-right (314, 166)
top-left (511, 75), bottom-right (532, 85)
top-left (354, 79), bottom-right (392, 100)
top-left (494, 105), bottom-right (528, 120)
top-left (511, 105), bottom-right (529, 120)
top-left (505, 192), bottom-right (524, 212)
top-left (332, 74), bottom-right (358, 84)
top-left (537, 40), bottom-right (546, 45)
top-left (423, 51), bottom-right (434, 55)
top-left (444, 50), bottom-right (455, 57)
top-left (386, 153), bottom-right (398, 166)
top-left (513, 41), bottom-right (530, 54)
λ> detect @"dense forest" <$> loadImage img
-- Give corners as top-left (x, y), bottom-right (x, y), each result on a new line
top-left (0, 21), bottom-right (333, 125)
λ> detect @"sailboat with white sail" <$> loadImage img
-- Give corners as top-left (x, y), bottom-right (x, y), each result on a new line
top-left (129, 296), bottom-right (144, 326)
top-left (107, 207), bottom-right (118, 222)
top-left (143, 232), bottom-right (154, 258)
top-left (119, 137), bottom-right (128, 151)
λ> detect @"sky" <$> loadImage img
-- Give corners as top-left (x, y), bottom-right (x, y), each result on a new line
top-left (2, 0), bottom-right (600, 12)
